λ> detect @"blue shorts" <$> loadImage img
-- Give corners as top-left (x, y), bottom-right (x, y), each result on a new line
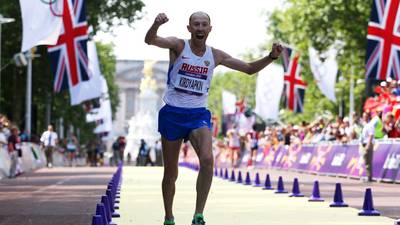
top-left (158, 104), bottom-right (212, 141)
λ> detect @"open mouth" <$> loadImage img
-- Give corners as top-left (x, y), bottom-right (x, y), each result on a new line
top-left (195, 33), bottom-right (205, 39)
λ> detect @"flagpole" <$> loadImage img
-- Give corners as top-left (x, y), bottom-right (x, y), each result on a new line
top-left (349, 55), bottom-right (355, 127)
top-left (25, 50), bottom-right (32, 134)
top-left (25, 49), bottom-right (39, 135)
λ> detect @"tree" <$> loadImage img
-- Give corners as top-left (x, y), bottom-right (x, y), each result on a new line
top-left (266, 0), bottom-right (370, 124)
top-left (0, 0), bottom-right (143, 142)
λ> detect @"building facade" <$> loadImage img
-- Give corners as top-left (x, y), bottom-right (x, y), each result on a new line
top-left (113, 60), bottom-right (169, 137)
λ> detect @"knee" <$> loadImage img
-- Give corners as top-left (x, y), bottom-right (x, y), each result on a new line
top-left (163, 168), bottom-right (178, 183)
top-left (199, 155), bottom-right (214, 169)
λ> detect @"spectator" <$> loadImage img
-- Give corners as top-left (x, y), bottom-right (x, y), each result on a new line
top-left (19, 129), bottom-right (30, 142)
top-left (226, 125), bottom-right (240, 167)
top-left (40, 125), bottom-right (58, 168)
top-left (359, 117), bottom-right (379, 182)
top-left (372, 109), bottom-right (385, 139)
top-left (136, 139), bottom-right (154, 166)
top-left (0, 123), bottom-right (7, 146)
top-left (65, 132), bottom-right (79, 166)
top-left (7, 127), bottom-right (21, 178)
top-left (96, 139), bottom-right (106, 166)
top-left (383, 113), bottom-right (400, 138)
top-left (112, 138), bottom-right (121, 166)
top-left (182, 142), bottom-right (189, 161)
top-left (118, 136), bottom-right (126, 163)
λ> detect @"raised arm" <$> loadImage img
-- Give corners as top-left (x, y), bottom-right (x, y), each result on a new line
top-left (144, 13), bottom-right (183, 54)
top-left (214, 43), bottom-right (283, 75)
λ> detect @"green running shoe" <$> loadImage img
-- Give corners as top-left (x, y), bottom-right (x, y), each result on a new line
top-left (164, 219), bottom-right (175, 225)
top-left (191, 213), bottom-right (206, 225)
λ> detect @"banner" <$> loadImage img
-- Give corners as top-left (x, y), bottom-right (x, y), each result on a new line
top-left (19, 0), bottom-right (63, 52)
top-left (210, 141), bottom-right (400, 182)
top-left (254, 63), bottom-right (284, 120)
top-left (69, 40), bottom-right (102, 105)
top-left (222, 90), bottom-right (237, 115)
top-left (309, 47), bottom-right (337, 102)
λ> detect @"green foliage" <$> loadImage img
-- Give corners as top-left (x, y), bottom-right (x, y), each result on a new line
top-left (96, 42), bottom-right (119, 119)
top-left (208, 71), bottom-right (257, 124)
top-left (0, 0), bottom-right (143, 143)
top-left (266, 0), bottom-right (370, 123)
top-left (87, 0), bottom-right (144, 33)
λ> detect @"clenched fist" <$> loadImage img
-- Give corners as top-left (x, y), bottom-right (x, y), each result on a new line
top-left (269, 43), bottom-right (283, 59)
top-left (154, 13), bottom-right (169, 26)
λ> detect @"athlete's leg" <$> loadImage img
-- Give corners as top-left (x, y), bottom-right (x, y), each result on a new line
top-left (161, 137), bottom-right (183, 220)
top-left (188, 127), bottom-right (213, 215)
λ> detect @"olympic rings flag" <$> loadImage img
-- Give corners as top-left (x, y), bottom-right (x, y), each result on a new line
top-left (19, 0), bottom-right (63, 52)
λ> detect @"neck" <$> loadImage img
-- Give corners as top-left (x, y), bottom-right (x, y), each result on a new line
top-left (190, 39), bottom-right (206, 50)
top-left (189, 39), bottom-right (206, 57)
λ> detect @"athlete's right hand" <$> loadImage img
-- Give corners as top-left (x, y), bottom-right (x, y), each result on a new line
top-left (154, 13), bottom-right (169, 26)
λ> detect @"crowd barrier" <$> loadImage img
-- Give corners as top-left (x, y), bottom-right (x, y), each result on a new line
top-left (215, 140), bottom-right (400, 183)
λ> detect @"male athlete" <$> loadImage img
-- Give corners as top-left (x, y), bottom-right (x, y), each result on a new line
top-left (145, 12), bottom-right (282, 225)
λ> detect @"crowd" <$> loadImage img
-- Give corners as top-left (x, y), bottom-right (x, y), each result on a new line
top-left (210, 79), bottom-right (400, 181)
top-left (0, 114), bottom-right (117, 178)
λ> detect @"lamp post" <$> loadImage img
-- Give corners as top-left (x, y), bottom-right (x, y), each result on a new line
top-left (24, 49), bottom-right (40, 135)
top-left (0, 14), bottom-right (15, 113)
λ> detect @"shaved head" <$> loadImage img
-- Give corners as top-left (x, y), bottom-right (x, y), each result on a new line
top-left (189, 11), bottom-right (211, 24)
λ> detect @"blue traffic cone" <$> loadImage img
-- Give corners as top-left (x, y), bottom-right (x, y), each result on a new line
top-left (275, 176), bottom-right (288, 193)
top-left (214, 167), bottom-right (218, 176)
top-left (289, 178), bottom-right (304, 197)
top-left (309, 181), bottom-right (324, 202)
top-left (236, 171), bottom-right (243, 183)
top-left (230, 170), bottom-right (236, 182)
top-left (101, 196), bottom-right (112, 223)
top-left (358, 188), bottom-right (380, 216)
top-left (219, 168), bottom-right (224, 178)
top-left (92, 215), bottom-right (103, 225)
top-left (244, 172), bottom-right (252, 185)
top-left (395, 219), bottom-right (400, 225)
top-left (253, 173), bottom-right (262, 187)
top-left (329, 183), bottom-right (348, 207)
top-left (224, 168), bottom-right (229, 180)
top-left (95, 203), bottom-right (109, 225)
top-left (106, 190), bottom-right (120, 218)
top-left (262, 174), bottom-right (273, 190)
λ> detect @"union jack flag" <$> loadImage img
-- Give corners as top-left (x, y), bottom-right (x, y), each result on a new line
top-left (282, 46), bottom-right (307, 113)
top-left (48, 0), bottom-right (89, 92)
top-left (365, 0), bottom-right (400, 80)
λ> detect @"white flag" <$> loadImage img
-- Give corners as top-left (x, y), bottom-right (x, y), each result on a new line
top-left (254, 63), bottom-right (284, 121)
top-left (69, 41), bottom-right (103, 105)
top-left (222, 90), bottom-right (237, 115)
top-left (19, 0), bottom-right (63, 52)
top-left (309, 47), bottom-right (338, 102)
top-left (93, 76), bottom-right (112, 133)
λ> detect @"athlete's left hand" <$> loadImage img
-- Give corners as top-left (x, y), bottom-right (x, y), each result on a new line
top-left (270, 43), bottom-right (283, 59)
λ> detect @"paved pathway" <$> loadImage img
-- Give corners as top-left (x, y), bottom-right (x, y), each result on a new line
top-left (114, 167), bottom-right (396, 225)
top-left (0, 167), bottom-right (115, 225)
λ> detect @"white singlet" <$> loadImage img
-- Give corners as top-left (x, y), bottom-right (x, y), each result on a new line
top-left (163, 40), bottom-right (215, 108)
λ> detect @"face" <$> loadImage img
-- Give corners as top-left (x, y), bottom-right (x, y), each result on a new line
top-left (48, 125), bottom-right (53, 131)
top-left (187, 12), bottom-right (212, 42)
top-left (12, 128), bottom-right (19, 136)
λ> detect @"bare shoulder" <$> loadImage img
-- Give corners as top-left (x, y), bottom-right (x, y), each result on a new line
top-left (165, 37), bottom-right (184, 55)
top-left (211, 47), bottom-right (231, 65)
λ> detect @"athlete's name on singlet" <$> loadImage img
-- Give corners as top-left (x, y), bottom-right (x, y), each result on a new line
top-left (178, 77), bottom-right (203, 92)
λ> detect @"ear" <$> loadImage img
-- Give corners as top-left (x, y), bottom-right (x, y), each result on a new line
top-left (209, 25), bottom-right (213, 32)
top-left (187, 25), bottom-right (191, 32)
